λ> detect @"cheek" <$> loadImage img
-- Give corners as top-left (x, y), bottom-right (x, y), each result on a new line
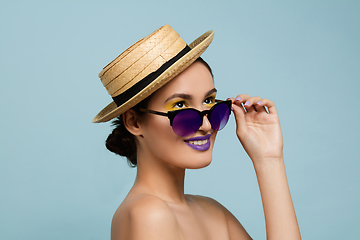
top-left (141, 116), bottom-right (217, 169)
top-left (142, 116), bottom-right (178, 154)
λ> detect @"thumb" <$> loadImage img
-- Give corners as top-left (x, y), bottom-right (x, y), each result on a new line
top-left (231, 102), bottom-right (247, 138)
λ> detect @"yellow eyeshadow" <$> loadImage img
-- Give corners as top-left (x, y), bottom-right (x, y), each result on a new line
top-left (205, 95), bottom-right (216, 107)
top-left (164, 100), bottom-right (188, 111)
top-left (164, 94), bottom-right (216, 111)
top-left (206, 102), bottom-right (215, 107)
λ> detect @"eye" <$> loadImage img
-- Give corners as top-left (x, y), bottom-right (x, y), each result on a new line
top-left (204, 96), bottom-right (215, 105)
top-left (173, 101), bottom-right (187, 109)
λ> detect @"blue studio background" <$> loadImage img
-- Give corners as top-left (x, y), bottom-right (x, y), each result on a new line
top-left (1, 0), bottom-right (359, 239)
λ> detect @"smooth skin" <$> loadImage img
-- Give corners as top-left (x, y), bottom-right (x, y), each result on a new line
top-left (111, 61), bottom-right (301, 240)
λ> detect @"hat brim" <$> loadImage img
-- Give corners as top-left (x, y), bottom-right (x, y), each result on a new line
top-left (92, 30), bottom-right (214, 123)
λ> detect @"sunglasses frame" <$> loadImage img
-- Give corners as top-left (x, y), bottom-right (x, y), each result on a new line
top-left (139, 99), bottom-right (232, 129)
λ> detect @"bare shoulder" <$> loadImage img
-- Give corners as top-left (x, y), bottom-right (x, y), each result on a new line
top-left (187, 194), bottom-right (229, 213)
top-left (188, 194), bottom-right (221, 205)
top-left (111, 194), bottom-right (183, 240)
top-left (187, 195), bottom-right (252, 240)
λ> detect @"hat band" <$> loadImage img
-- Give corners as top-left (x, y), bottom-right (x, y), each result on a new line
top-left (112, 45), bottom-right (192, 107)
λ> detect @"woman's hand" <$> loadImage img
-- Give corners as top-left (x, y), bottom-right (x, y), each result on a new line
top-left (229, 95), bottom-right (301, 239)
top-left (229, 95), bottom-right (283, 164)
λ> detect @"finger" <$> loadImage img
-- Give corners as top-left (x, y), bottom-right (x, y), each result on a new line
top-left (255, 98), bottom-right (277, 115)
top-left (235, 94), bottom-right (251, 113)
top-left (243, 96), bottom-right (262, 113)
top-left (226, 97), bottom-right (236, 105)
top-left (233, 94), bottom-right (250, 104)
top-left (228, 94), bottom-right (249, 113)
top-left (231, 101), bottom-right (248, 135)
top-left (253, 99), bottom-right (268, 113)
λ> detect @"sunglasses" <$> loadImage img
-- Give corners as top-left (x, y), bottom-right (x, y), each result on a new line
top-left (140, 100), bottom-right (232, 137)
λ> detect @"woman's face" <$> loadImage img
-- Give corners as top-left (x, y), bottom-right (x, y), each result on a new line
top-left (137, 61), bottom-right (218, 169)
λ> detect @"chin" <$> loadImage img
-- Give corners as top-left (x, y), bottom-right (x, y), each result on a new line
top-left (184, 137), bottom-right (216, 169)
top-left (187, 159), bottom-right (212, 169)
top-left (182, 149), bottom-right (214, 169)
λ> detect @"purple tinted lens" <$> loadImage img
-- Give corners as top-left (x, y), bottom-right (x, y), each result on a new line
top-left (210, 103), bottom-right (230, 131)
top-left (172, 109), bottom-right (201, 137)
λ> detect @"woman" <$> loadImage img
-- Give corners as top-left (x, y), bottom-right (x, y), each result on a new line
top-left (93, 25), bottom-right (301, 240)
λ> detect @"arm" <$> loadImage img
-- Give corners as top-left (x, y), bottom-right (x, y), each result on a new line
top-left (230, 95), bottom-right (301, 240)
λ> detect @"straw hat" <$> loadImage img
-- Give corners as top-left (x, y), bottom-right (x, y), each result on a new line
top-left (92, 24), bottom-right (214, 123)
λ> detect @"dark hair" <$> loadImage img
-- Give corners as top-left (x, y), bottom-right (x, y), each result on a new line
top-left (105, 99), bottom-right (149, 167)
top-left (105, 58), bottom-right (213, 167)
top-left (197, 57), bottom-right (213, 78)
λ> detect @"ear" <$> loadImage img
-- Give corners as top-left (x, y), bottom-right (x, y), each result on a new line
top-left (122, 109), bottom-right (144, 137)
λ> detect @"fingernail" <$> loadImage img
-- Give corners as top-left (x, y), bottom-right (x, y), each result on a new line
top-left (231, 107), bottom-right (234, 111)
top-left (235, 97), bottom-right (241, 101)
top-left (257, 101), bottom-right (262, 105)
top-left (245, 101), bottom-right (250, 106)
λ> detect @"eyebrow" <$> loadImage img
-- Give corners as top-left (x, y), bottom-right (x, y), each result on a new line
top-left (206, 88), bottom-right (217, 97)
top-left (164, 88), bottom-right (217, 103)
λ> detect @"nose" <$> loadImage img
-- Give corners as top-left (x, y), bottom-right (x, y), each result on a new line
top-left (198, 115), bottom-right (212, 132)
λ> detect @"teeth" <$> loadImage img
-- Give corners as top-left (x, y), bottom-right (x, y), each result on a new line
top-left (188, 139), bottom-right (208, 145)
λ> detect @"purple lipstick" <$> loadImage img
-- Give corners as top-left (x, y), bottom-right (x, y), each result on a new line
top-left (184, 134), bottom-right (211, 151)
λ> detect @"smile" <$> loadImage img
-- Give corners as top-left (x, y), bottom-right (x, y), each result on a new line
top-left (184, 134), bottom-right (211, 151)
top-left (188, 139), bottom-right (209, 145)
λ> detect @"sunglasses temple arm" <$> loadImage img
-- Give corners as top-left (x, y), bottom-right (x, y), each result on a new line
top-left (139, 108), bottom-right (168, 117)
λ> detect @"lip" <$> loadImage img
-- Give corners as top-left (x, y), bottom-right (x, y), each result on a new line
top-left (184, 134), bottom-right (211, 151)
top-left (185, 134), bottom-right (211, 141)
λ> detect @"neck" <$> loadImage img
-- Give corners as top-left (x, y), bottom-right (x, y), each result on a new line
top-left (133, 151), bottom-right (187, 203)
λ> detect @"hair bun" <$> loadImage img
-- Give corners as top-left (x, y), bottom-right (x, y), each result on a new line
top-left (105, 116), bottom-right (137, 166)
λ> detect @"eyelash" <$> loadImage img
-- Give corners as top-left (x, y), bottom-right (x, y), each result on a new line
top-left (172, 97), bottom-right (215, 109)
top-left (172, 101), bottom-right (187, 109)
top-left (204, 96), bottom-right (215, 105)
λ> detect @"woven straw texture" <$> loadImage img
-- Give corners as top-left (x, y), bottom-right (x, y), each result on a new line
top-left (92, 25), bottom-right (214, 123)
